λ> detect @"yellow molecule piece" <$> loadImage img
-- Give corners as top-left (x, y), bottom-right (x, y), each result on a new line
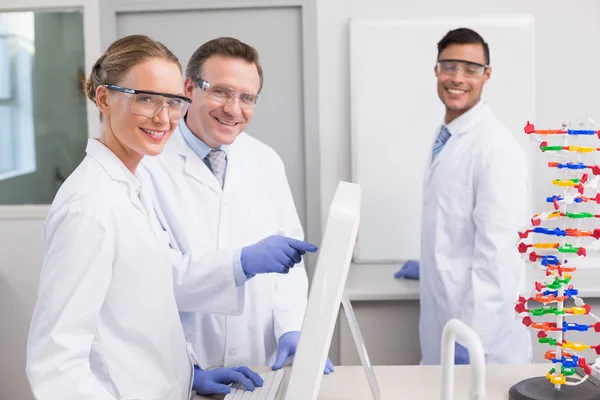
top-left (568, 146), bottom-right (595, 153)
top-left (565, 307), bottom-right (587, 315)
top-left (546, 372), bottom-right (566, 385)
top-left (552, 179), bottom-right (578, 187)
top-left (532, 242), bottom-right (559, 249)
top-left (562, 341), bottom-right (590, 351)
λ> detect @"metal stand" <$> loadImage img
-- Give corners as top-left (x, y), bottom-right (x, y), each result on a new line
top-left (341, 293), bottom-right (380, 400)
top-left (509, 376), bottom-right (600, 399)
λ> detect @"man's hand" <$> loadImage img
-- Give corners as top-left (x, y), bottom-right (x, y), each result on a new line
top-left (272, 331), bottom-right (335, 374)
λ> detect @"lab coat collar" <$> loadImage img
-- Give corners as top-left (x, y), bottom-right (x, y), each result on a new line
top-left (85, 139), bottom-right (142, 195)
top-left (444, 100), bottom-right (487, 137)
top-left (179, 117), bottom-right (230, 159)
top-left (164, 127), bottom-right (223, 193)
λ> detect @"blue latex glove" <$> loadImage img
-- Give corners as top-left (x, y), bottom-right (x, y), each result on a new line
top-left (394, 260), bottom-right (420, 280)
top-left (272, 331), bottom-right (335, 374)
top-left (241, 235), bottom-right (318, 277)
top-left (192, 365), bottom-right (263, 395)
top-left (454, 343), bottom-right (470, 365)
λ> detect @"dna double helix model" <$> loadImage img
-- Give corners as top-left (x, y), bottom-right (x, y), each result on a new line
top-left (515, 121), bottom-right (600, 389)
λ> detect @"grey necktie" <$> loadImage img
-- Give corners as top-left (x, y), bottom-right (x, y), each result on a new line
top-left (205, 149), bottom-right (226, 188)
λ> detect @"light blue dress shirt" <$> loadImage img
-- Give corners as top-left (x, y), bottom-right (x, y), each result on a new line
top-left (179, 119), bottom-right (249, 286)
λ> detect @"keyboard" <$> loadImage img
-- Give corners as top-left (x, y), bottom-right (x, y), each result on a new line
top-left (224, 369), bottom-right (285, 400)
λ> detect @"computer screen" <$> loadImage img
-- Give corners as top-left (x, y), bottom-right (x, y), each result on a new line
top-left (284, 181), bottom-right (362, 400)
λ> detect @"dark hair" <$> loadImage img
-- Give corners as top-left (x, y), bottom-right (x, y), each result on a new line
top-left (185, 37), bottom-right (263, 93)
top-left (84, 35), bottom-right (181, 120)
top-left (437, 28), bottom-right (490, 65)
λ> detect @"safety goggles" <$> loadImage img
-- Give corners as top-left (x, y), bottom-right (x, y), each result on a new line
top-left (104, 84), bottom-right (192, 120)
top-left (436, 59), bottom-right (488, 78)
top-left (194, 78), bottom-right (259, 110)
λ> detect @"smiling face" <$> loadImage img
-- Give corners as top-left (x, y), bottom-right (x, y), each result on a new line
top-left (435, 43), bottom-right (491, 124)
top-left (95, 57), bottom-right (184, 172)
top-left (184, 55), bottom-right (261, 148)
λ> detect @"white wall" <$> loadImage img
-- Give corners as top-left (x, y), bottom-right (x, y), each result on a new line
top-left (316, 0), bottom-right (600, 227)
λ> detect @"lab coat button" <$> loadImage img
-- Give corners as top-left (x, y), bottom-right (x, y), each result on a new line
top-left (229, 349), bottom-right (236, 356)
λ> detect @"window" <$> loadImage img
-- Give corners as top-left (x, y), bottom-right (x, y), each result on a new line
top-left (0, 12), bottom-right (35, 181)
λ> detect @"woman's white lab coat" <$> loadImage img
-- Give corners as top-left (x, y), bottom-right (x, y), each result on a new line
top-left (26, 140), bottom-right (236, 399)
top-left (419, 102), bottom-right (532, 365)
top-left (140, 128), bottom-right (308, 368)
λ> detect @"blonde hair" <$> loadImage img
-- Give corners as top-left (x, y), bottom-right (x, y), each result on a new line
top-left (84, 35), bottom-right (181, 120)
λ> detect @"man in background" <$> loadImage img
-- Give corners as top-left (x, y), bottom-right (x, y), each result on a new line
top-left (395, 28), bottom-right (532, 365)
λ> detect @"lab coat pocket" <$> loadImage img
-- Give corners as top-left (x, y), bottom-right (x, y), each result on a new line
top-left (436, 179), bottom-right (473, 268)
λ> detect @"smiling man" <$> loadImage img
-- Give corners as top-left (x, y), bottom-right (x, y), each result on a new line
top-left (139, 37), bottom-right (333, 378)
top-left (396, 28), bottom-right (532, 365)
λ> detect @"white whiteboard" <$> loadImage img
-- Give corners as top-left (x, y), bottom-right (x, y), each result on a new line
top-left (350, 15), bottom-right (535, 263)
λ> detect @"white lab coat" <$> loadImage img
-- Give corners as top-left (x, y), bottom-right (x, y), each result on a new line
top-left (26, 139), bottom-right (236, 400)
top-left (419, 102), bottom-right (532, 365)
top-left (140, 127), bottom-right (308, 368)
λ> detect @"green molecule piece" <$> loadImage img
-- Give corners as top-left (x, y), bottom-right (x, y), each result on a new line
top-left (546, 277), bottom-right (571, 289)
top-left (542, 146), bottom-right (563, 151)
top-left (558, 244), bottom-right (579, 253)
top-left (566, 212), bottom-right (595, 219)
top-left (531, 307), bottom-right (564, 317)
top-left (539, 337), bottom-right (558, 346)
top-left (549, 367), bottom-right (577, 376)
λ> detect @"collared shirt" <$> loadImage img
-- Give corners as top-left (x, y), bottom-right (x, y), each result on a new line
top-left (178, 118), bottom-right (248, 286)
top-left (444, 99), bottom-right (484, 136)
top-left (179, 118), bottom-right (230, 176)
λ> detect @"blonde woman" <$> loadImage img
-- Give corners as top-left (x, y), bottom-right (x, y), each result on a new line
top-left (26, 35), bottom-right (261, 400)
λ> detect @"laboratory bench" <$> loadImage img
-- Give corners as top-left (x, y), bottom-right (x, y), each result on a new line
top-left (335, 264), bottom-right (600, 366)
top-left (194, 364), bottom-right (561, 399)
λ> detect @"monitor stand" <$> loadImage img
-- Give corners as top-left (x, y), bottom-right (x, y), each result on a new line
top-left (341, 293), bottom-right (381, 400)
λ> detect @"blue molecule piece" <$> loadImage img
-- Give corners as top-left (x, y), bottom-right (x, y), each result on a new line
top-left (546, 195), bottom-right (564, 203)
top-left (564, 288), bottom-right (579, 297)
top-left (555, 162), bottom-right (587, 169)
top-left (533, 227), bottom-right (566, 236)
top-left (568, 129), bottom-right (596, 136)
top-left (540, 255), bottom-right (560, 266)
top-left (562, 321), bottom-right (590, 332)
top-left (552, 355), bottom-right (579, 368)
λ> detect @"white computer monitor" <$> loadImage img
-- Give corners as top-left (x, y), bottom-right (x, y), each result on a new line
top-left (283, 181), bottom-right (365, 400)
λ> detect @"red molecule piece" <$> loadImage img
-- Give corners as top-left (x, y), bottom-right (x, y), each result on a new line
top-left (524, 122), bottom-right (535, 134)
top-left (535, 282), bottom-right (544, 292)
top-left (592, 229), bottom-right (600, 240)
top-left (593, 321), bottom-right (600, 333)
top-left (592, 165), bottom-right (600, 175)
top-left (518, 243), bottom-right (529, 254)
top-left (537, 331), bottom-right (547, 338)
top-left (577, 247), bottom-right (587, 257)
top-left (522, 316), bottom-right (533, 327)
top-left (581, 173), bottom-right (589, 184)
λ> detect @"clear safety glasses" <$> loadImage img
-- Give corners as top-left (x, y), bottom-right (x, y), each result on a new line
top-left (194, 78), bottom-right (259, 110)
top-left (436, 59), bottom-right (488, 78)
top-left (104, 84), bottom-right (192, 120)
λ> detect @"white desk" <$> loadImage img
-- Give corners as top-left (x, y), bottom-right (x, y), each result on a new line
top-left (195, 364), bottom-right (553, 399)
